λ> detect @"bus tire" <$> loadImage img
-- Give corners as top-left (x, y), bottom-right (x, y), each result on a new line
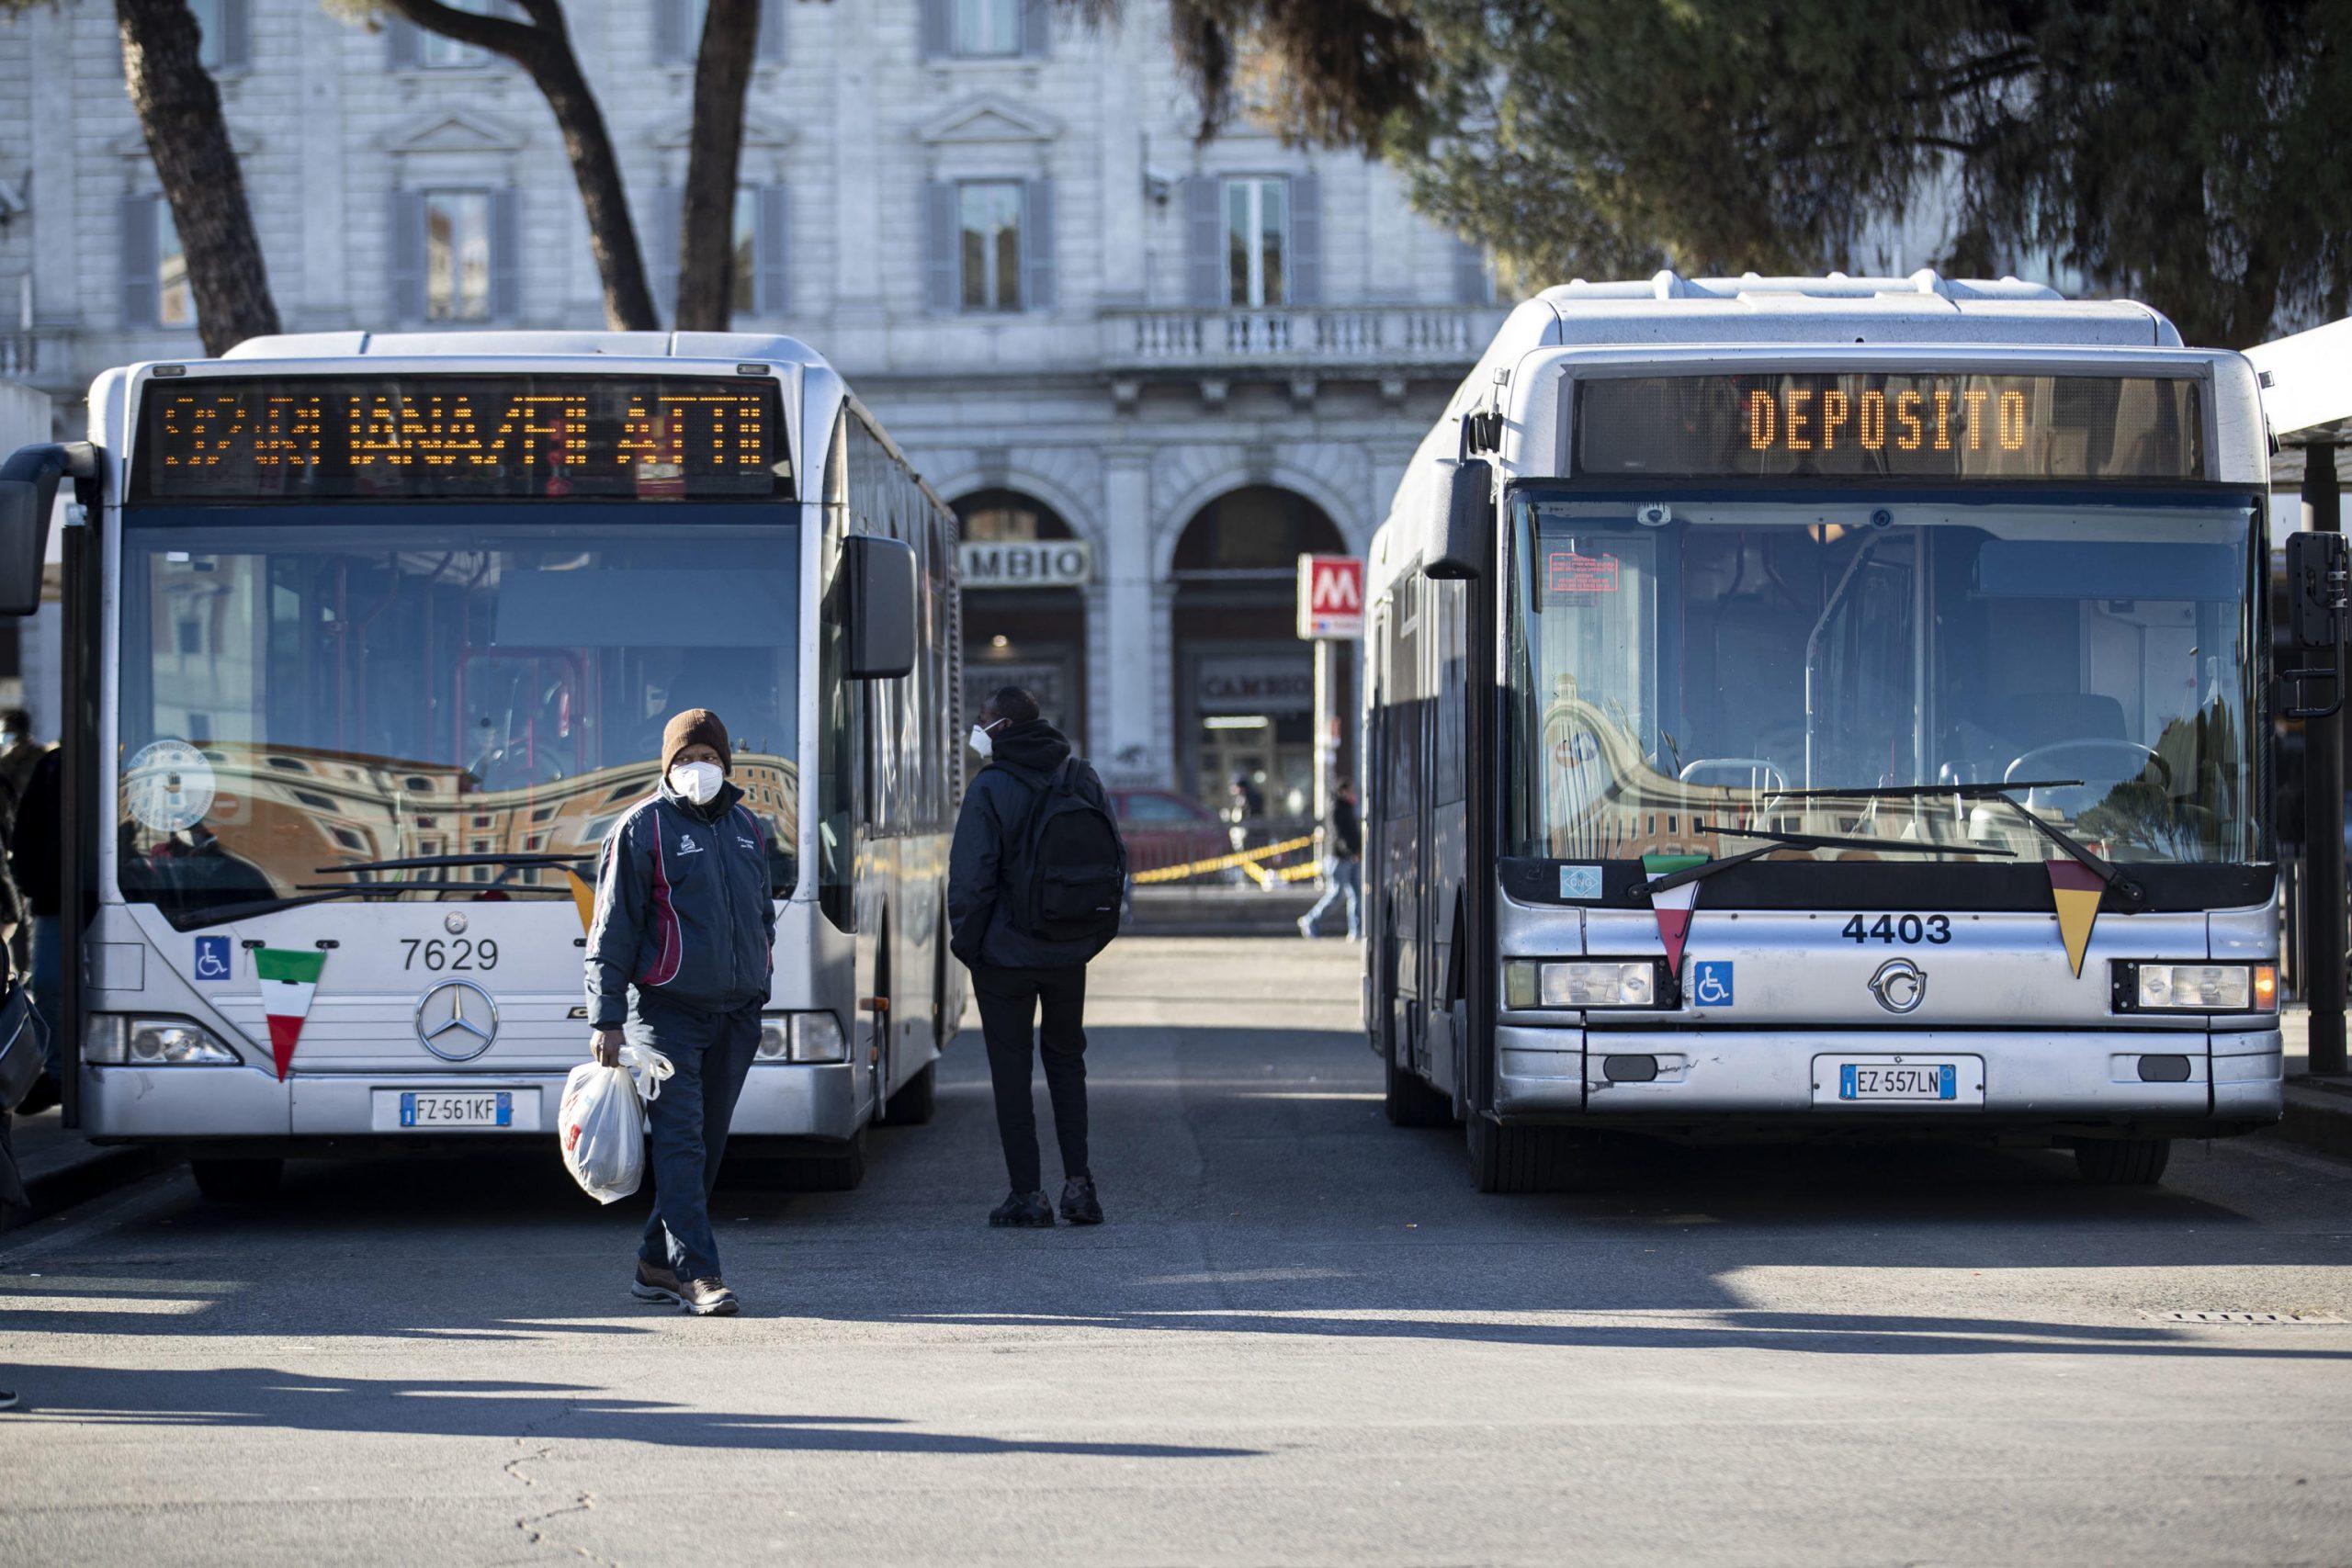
top-left (190, 1157), bottom-right (283, 1202)
top-left (1466, 1115), bottom-right (1581, 1194)
top-left (1384, 1051), bottom-right (1453, 1128)
top-left (2073, 1135), bottom-right (2172, 1187)
top-left (881, 1060), bottom-right (937, 1127)
top-left (794, 1131), bottom-right (869, 1192)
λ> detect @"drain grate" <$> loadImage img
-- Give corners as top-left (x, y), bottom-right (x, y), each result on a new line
top-left (2142, 1310), bottom-right (2347, 1325)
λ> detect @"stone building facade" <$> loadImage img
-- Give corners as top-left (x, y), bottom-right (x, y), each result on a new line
top-left (0, 0), bottom-right (1509, 808)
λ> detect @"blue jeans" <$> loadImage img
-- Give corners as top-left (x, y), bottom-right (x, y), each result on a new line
top-left (1302, 858), bottom-right (1361, 938)
top-left (626, 992), bottom-right (760, 1283)
top-left (28, 916), bottom-right (61, 1077)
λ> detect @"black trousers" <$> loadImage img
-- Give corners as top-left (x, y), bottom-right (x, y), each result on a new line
top-left (972, 964), bottom-right (1090, 1193)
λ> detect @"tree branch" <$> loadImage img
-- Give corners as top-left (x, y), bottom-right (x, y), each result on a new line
top-left (380, 0), bottom-right (544, 62)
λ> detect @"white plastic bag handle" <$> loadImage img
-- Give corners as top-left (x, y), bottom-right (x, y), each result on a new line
top-left (619, 1043), bottom-right (674, 1103)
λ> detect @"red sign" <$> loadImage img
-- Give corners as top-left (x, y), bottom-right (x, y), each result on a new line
top-left (1296, 554), bottom-right (1365, 639)
top-left (1548, 550), bottom-right (1621, 594)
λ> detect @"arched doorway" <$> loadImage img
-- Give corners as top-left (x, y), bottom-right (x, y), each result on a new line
top-left (954, 489), bottom-right (1090, 748)
top-left (1170, 485), bottom-right (1349, 820)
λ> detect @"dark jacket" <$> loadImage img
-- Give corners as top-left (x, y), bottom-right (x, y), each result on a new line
top-left (584, 776), bottom-right (781, 1029)
top-left (1329, 794), bottom-right (1363, 861)
top-left (8, 748), bottom-right (58, 918)
top-left (948, 719), bottom-right (1112, 971)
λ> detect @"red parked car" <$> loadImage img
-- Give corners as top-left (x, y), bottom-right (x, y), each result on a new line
top-left (1111, 788), bottom-right (1227, 880)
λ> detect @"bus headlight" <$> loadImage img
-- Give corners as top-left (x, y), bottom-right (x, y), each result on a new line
top-left (85, 1017), bottom-right (241, 1066)
top-left (756, 1011), bottom-right (848, 1063)
top-left (2113, 962), bottom-right (2276, 1013)
top-left (1503, 960), bottom-right (1660, 1010)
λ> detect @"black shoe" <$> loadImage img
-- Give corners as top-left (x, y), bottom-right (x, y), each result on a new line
top-left (0, 1388), bottom-right (17, 1411)
top-left (988, 1190), bottom-right (1054, 1228)
top-left (1059, 1176), bottom-right (1103, 1225)
top-left (15, 1075), bottom-right (58, 1116)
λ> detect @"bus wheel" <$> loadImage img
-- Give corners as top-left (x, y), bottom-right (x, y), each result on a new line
top-left (2072, 1136), bottom-right (2172, 1187)
top-left (881, 1060), bottom-right (937, 1127)
top-left (792, 1131), bottom-right (869, 1192)
top-left (1384, 1051), bottom-right (1453, 1128)
top-left (1465, 1115), bottom-right (1581, 1193)
top-left (190, 1157), bottom-right (283, 1202)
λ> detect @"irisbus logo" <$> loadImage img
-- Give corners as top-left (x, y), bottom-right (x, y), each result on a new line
top-left (1867, 958), bottom-right (1928, 1015)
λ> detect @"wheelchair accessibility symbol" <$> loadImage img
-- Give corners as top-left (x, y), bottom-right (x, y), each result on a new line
top-left (1690, 961), bottom-right (1734, 1008)
top-left (193, 936), bottom-right (232, 983)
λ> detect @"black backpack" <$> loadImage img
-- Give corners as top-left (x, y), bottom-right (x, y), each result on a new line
top-left (1003, 757), bottom-right (1128, 948)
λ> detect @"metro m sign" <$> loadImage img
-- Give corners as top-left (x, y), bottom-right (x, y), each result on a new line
top-left (1296, 553), bottom-right (1365, 640)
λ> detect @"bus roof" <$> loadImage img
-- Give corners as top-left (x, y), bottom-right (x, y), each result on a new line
top-left (1512, 271), bottom-right (2181, 350)
top-left (220, 329), bottom-right (837, 371)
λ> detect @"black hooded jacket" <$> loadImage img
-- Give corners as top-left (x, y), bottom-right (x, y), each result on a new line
top-left (948, 719), bottom-right (1113, 970)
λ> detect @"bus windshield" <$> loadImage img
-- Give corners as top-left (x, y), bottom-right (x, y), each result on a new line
top-left (1506, 490), bottom-right (2265, 868)
top-left (116, 511), bottom-right (799, 919)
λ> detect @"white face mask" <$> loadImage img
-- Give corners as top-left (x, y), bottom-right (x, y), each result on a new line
top-left (668, 760), bottom-right (724, 805)
top-left (967, 724), bottom-right (996, 760)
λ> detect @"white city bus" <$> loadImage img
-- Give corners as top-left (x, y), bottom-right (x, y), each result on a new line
top-left (0, 331), bottom-right (963, 1198)
top-left (1365, 275), bottom-right (2297, 1192)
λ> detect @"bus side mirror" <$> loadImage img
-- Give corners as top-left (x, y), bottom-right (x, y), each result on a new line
top-left (2281, 531), bottom-right (2349, 719)
top-left (842, 533), bottom-right (917, 680)
top-left (1426, 458), bottom-right (1491, 581)
top-left (0, 480), bottom-right (50, 617)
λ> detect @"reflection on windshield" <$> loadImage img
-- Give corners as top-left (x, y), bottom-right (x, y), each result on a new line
top-left (118, 520), bottom-right (800, 916)
top-left (1508, 494), bottom-right (2263, 867)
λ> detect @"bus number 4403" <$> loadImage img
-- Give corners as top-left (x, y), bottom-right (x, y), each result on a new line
top-left (1841, 914), bottom-right (1951, 945)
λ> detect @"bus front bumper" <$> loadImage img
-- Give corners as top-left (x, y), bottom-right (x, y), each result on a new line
top-left (77, 1061), bottom-right (865, 1147)
top-left (1495, 1024), bottom-right (2284, 1134)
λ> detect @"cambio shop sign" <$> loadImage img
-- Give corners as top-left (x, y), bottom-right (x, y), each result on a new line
top-left (959, 539), bottom-right (1092, 589)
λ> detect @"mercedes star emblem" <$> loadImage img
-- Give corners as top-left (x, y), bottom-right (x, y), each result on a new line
top-left (444, 912), bottom-right (469, 935)
top-left (414, 979), bottom-right (499, 1062)
top-left (1867, 957), bottom-right (1928, 1015)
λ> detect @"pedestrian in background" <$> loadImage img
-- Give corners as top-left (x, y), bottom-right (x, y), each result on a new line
top-left (949, 686), bottom-right (1125, 1228)
top-left (585, 709), bottom-right (779, 1317)
top-left (0, 708), bottom-right (37, 976)
top-left (1298, 782), bottom-right (1363, 941)
top-left (8, 743), bottom-right (61, 1114)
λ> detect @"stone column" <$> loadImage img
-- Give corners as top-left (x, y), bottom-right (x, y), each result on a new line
top-left (1096, 446), bottom-right (1161, 784)
top-left (297, 6), bottom-right (350, 328)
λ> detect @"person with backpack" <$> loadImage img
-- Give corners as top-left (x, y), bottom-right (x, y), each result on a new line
top-left (948, 686), bottom-right (1127, 1229)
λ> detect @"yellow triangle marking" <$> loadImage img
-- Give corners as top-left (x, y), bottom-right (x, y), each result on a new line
top-left (2052, 886), bottom-right (2102, 977)
top-left (564, 868), bottom-right (597, 934)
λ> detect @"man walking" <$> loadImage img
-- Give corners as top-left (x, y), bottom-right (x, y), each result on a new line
top-left (586, 709), bottom-right (780, 1315)
top-left (1298, 782), bottom-right (1363, 941)
top-left (949, 686), bottom-right (1125, 1228)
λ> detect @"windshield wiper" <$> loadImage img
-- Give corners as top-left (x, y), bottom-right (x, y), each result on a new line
top-left (1752, 779), bottom-right (2143, 907)
top-left (171, 880), bottom-right (568, 929)
top-left (314, 852), bottom-right (592, 875)
top-left (1639, 823), bottom-right (2015, 897)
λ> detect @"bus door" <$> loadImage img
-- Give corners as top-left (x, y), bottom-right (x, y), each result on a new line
top-left (1393, 579), bottom-right (1431, 1076)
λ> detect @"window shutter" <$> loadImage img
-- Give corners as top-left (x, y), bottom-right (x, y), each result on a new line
top-left (1448, 236), bottom-right (1486, 303)
top-left (389, 191), bottom-right (425, 321)
top-left (1021, 0), bottom-right (1050, 57)
top-left (1020, 177), bottom-right (1055, 311)
top-left (757, 0), bottom-right (786, 61)
top-left (649, 186), bottom-right (681, 323)
top-left (654, 0), bottom-right (690, 63)
top-left (754, 186), bottom-right (790, 318)
top-left (387, 17), bottom-right (421, 68)
top-left (219, 0), bottom-right (251, 69)
top-left (490, 189), bottom-right (521, 321)
top-left (923, 181), bottom-right (959, 312)
top-left (919, 0), bottom-right (951, 58)
top-left (1184, 175), bottom-right (1224, 308)
top-left (1287, 173), bottom-right (1322, 305)
top-left (120, 197), bottom-right (160, 327)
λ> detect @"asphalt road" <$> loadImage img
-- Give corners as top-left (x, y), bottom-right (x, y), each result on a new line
top-left (2, 937), bottom-right (2349, 1566)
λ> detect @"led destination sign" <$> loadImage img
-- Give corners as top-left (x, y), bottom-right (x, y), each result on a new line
top-left (132, 375), bottom-right (790, 502)
top-left (1576, 372), bottom-right (2203, 480)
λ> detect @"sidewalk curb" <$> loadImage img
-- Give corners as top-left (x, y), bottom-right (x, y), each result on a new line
top-left (2278, 1078), bottom-right (2352, 1162)
top-left (6, 1141), bottom-right (175, 1233)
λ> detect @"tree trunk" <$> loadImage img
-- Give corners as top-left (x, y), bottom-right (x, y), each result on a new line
top-left (675, 0), bottom-right (763, 332)
top-left (116, 0), bottom-right (280, 356)
top-left (385, 0), bottom-right (659, 333)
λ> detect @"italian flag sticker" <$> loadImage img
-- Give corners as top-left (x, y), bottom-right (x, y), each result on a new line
top-left (254, 947), bottom-right (326, 1081)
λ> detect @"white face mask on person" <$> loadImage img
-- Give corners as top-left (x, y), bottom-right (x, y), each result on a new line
top-left (967, 723), bottom-right (999, 759)
top-left (667, 760), bottom-right (724, 805)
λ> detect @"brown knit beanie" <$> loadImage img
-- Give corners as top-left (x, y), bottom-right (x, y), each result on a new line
top-left (662, 708), bottom-right (731, 774)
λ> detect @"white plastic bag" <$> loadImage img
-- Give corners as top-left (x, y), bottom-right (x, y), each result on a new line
top-left (558, 1043), bottom-right (673, 1204)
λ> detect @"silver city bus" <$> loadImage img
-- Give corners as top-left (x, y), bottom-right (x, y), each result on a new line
top-left (1365, 274), bottom-right (2298, 1192)
top-left (0, 331), bottom-right (963, 1198)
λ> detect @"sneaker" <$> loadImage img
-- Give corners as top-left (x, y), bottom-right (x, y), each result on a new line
top-left (988, 1190), bottom-right (1055, 1228)
top-left (1059, 1176), bottom-right (1103, 1225)
top-left (631, 1258), bottom-right (684, 1304)
top-left (680, 1277), bottom-right (739, 1316)
top-left (0, 1388), bottom-right (16, 1411)
top-left (1295, 916), bottom-right (1317, 940)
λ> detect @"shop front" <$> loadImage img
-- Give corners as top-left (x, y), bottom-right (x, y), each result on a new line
top-left (955, 489), bottom-right (1089, 748)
